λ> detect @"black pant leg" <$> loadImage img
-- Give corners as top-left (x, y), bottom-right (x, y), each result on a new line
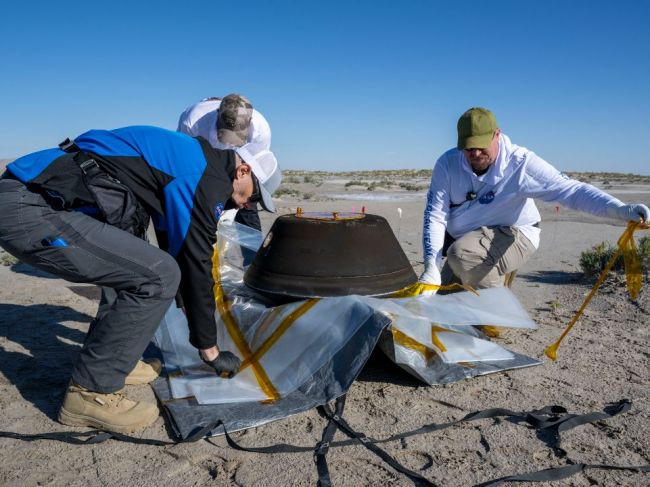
top-left (0, 180), bottom-right (180, 392)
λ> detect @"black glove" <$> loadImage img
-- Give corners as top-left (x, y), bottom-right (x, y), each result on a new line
top-left (200, 350), bottom-right (241, 378)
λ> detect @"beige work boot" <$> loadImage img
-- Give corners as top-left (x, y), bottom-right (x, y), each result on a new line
top-left (58, 382), bottom-right (159, 434)
top-left (125, 358), bottom-right (162, 385)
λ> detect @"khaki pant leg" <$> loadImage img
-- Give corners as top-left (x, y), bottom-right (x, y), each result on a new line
top-left (446, 226), bottom-right (536, 289)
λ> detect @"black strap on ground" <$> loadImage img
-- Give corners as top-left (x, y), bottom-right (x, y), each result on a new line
top-left (314, 394), bottom-right (346, 487)
top-left (317, 395), bottom-right (439, 487)
top-left (475, 462), bottom-right (650, 487)
top-left (0, 420), bottom-right (221, 446)
top-left (0, 398), bottom-right (646, 486)
top-left (214, 432), bottom-right (316, 454)
top-left (326, 399), bottom-right (632, 453)
top-left (218, 396), bottom-right (438, 486)
top-left (0, 429), bottom-right (170, 446)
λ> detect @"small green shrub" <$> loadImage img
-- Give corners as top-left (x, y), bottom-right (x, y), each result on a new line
top-left (367, 180), bottom-right (393, 191)
top-left (580, 237), bottom-right (650, 277)
top-left (302, 192), bottom-right (314, 200)
top-left (376, 180), bottom-right (393, 188)
top-left (547, 300), bottom-right (561, 313)
top-left (273, 187), bottom-right (301, 198)
top-left (344, 180), bottom-right (366, 188)
top-left (579, 242), bottom-right (622, 276)
top-left (303, 175), bottom-right (319, 184)
top-left (399, 182), bottom-right (427, 191)
top-left (285, 176), bottom-right (301, 184)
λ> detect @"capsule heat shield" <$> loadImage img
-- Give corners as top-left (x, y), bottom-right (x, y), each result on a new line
top-left (244, 212), bottom-right (417, 299)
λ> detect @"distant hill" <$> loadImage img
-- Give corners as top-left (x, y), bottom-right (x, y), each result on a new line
top-left (563, 171), bottom-right (650, 184)
top-left (283, 169), bottom-right (650, 184)
top-left (1, 160), bottom-right (648, 184)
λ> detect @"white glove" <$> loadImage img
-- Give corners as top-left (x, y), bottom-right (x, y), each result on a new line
top-left (419, 261), bottom-right (441, 285)
top-left (608, 203), bottom-right (650, 223)
top-left (218, 208), bottom-right (238, 227)
top-left (418, 261), bottom-right (441, 296)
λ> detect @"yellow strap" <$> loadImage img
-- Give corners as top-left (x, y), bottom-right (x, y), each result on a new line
top-left (430, 324), bottom-right (450, 353)
top-left (457, 361), bottom-right (477, 369)
top-left (391, 328), bottom-right (437, 362)
top-left (250, 306), bottom-right (285, 345)
top-left (239, 299), bottom-right (320, 370)
top-left (392, 322), bottom-right (469, 359)
top-left (389, 281), bottom-right (479, 297)
top-left (211, 246), bottom-right (280, 401)
top-left (546, 220), bottom-right (649, 360)
top-left (478, 325), bottom-right (502, 338)
top-left (620, 226), bottom-right (643, 300)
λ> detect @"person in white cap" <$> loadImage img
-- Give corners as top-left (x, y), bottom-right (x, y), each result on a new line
top-left (0, 126), bottom-right (282, 433)
top-left (177, 94), bottom-right (272, 230)
top-left (420, 107), bottom-right (649, 292)
top-left (235, 142), bottom-right (282, 214)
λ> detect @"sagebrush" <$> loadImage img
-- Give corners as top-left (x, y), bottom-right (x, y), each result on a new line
top-left (579, 236), bottom-right (650, 276)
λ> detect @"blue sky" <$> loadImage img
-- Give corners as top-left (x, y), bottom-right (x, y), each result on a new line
top-left (1, 0), bottom-right (649, 173)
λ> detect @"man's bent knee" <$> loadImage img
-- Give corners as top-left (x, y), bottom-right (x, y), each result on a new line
top-left (446, 243), bottom-right (500, 289)
top-left (146, 253), bottom-right (181, 299)
top-left (446, 242), bottom-right (480, 277)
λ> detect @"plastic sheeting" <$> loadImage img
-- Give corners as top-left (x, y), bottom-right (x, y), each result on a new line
top-left (152, 307), bottom-right (391, 439)
top-left (159, 297), bottom-right (377, 404)
top-left (152, 218), bottom-right (540, 438)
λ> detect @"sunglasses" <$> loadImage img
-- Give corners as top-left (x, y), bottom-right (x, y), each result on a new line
top-left (463, 147), bottom-right (490, 154)
top-left (249, 173), bottom-right (263, 205)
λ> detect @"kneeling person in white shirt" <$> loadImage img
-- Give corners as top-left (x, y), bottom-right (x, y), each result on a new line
top-left (420, 107), bottom-right (649, 290)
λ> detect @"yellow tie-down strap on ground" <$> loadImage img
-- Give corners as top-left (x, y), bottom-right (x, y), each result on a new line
top-left (211, 246), bottom-right (280, 402)
top-left (211, 245), bottom-right (322, 403)
top-left (239, 299), bottom-right (320, 370)
top-left (389, 279), bottom-right (480, 361)
top-left (546, 220), bottom-right (650, 361)
top-left (391, 327), bottom-right (437, 362)
top-left (390, 310), bottom-right (469, 362)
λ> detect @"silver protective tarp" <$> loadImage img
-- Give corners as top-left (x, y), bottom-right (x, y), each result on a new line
top-left (152, 219), bottom-right (540, 438)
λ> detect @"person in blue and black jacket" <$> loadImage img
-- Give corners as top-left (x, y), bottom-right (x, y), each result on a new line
top-left (0, 126), bottom-right (281, 433)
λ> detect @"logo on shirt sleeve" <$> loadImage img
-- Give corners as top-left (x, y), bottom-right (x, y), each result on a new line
top-left (214, 202), bottom-right (224, 221)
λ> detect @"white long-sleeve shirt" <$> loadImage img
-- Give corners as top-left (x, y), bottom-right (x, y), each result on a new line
top-left (177, 97), bottom-right (272, 150)
top-left (422, 134), bottom-right (625, 267)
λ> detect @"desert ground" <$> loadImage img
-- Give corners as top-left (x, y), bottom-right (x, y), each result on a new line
top-left (1, 166), bottom-right (649, 486)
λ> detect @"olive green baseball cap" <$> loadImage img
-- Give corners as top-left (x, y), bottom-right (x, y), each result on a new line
top-left (457, 107), bottom-right (497, 149)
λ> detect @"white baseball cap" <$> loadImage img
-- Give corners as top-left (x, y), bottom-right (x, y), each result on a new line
top-left (235, 143), bottom-right (282, 212)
